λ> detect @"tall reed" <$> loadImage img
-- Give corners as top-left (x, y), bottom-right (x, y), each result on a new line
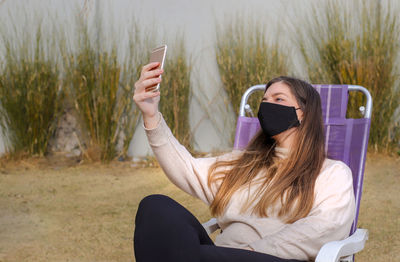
top-left (116, 23), bottom-right (151, 159)
top-left (298, 0), bottom-right (400, 151)
top-left (159, 39), bottom-right (192, 149)
top-left (65, 18), bottom-right (139, 162)
top-left (216, 16), bottom-right (290, 141)
top-left (0, 26), bottom-right (63, 157)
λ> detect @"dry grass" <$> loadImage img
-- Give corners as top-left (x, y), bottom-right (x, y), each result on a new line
top-left (0, 153), bottom-right (398, 262)
top-left (356, 153), bottom-right (400, 262)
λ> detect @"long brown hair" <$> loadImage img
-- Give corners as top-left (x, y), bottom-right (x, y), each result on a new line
top-left (207, 76), bottom-right (325, 223)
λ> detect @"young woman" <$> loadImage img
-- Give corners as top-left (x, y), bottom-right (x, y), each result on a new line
top-left (132, 62), bottom-right (355, 262)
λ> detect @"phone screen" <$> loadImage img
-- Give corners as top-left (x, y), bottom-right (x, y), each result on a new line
top-left (148, 45), bottom-right (167, 91)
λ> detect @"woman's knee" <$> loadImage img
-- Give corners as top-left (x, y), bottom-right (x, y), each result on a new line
top-left (136, 194), bottom-right (175, 222)
top-left (138, 194), bottom-right (175, 211)
top-left (140, 193), bottom-right (171, 204)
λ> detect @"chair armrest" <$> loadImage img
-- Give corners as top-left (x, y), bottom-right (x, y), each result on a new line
top-left (202, 218), bottom-right (220, 234)
top-left (315, 229), bottom-right (369, 262)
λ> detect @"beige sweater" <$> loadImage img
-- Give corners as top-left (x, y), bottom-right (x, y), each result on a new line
top-left (145, 114), bottom-right (355, 261)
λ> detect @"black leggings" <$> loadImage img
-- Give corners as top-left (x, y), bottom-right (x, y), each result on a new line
top-left (134, 194), bottom-right (305, 262)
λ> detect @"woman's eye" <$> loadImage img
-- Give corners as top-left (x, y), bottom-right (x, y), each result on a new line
top-left (276, 97), bottom-right (284, 102)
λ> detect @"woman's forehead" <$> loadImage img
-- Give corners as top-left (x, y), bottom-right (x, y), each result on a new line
top-left (264, 82), bottom-right (293, 97)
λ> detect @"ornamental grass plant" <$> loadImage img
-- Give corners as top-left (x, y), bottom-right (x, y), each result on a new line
top-left (298, 0), bottom-right (400, 152)
top-left (215, 16), bottom-right (290, 142)
top-left (0, 7), bottom-right (191, 161)
top-left (159, 38), bottom-right (192, 149)
top-left (118, 26), bottom-right (150, 159)
top-left (0, 25), bottom-right (63, 157)
top-left (64, 18), bottom-right (142, 162)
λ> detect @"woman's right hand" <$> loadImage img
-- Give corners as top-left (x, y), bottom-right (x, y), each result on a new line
top-left (133, 62), bottom-right (164, 129)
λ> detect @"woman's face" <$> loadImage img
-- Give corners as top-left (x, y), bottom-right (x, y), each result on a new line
top-left (262, 81), bottom-right (303, 121)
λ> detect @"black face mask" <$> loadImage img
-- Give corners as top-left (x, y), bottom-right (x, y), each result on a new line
top-left (257, 102), bottom-right (301, 137)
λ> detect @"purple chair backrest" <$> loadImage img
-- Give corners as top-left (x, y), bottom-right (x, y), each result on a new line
top-left (233, 84), bottom-right (372, 235)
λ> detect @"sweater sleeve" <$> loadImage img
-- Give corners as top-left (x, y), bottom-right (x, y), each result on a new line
top-left (144, 113), bottom-right (236, 205)
top-left (248, 161), bottom-right (356, 261)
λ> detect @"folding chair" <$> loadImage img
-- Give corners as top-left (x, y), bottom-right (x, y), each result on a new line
top-left (202, 84), bottom-right (372, 262)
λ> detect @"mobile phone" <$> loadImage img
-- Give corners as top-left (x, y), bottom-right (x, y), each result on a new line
top-left (147, 45), bottom-right (167, 92)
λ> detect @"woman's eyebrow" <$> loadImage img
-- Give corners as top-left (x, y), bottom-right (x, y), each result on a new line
top-left (263, 92), bottom-right (289, 100)
top-left (271, 92), bottom-right (289, 97)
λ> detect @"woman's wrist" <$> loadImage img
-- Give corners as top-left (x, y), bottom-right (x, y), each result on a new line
top-left (143, 112), bottom-right (160, 129)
